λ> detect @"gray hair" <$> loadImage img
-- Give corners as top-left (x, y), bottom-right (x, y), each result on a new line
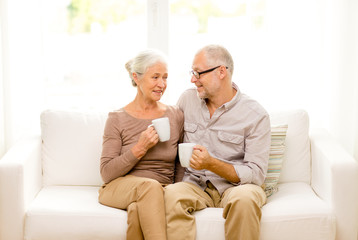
top-left (125, 49), bottom-right (168, 87)
top-left (196, 44), bottom-right (234, 77)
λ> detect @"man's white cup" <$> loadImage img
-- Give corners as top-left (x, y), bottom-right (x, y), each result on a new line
top-left (179, 143), bottom-right (196, 167)
top-left (149, 117), bottom-right (170, 142)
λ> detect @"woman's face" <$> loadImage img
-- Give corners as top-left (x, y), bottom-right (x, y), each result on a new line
top-left (136, 62), bottom-right (168, 102)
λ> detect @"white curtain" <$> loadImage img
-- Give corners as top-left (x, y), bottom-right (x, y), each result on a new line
top-left (0, 0), bottom-right (44, 157)
top-left (321, 0), bottom-right (358, 158)
top-left (259, 0), bottom-right (358, 158)
top-left (0, 59), bottom-right (4, 158)
top-left (355, 125), bottom-right (358, 160)
top-left (246, 0), bottom-right (325, 121)
top-left (0, 0), bottom-right (8, 158)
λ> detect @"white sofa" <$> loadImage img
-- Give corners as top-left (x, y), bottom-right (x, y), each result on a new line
top-left (0, 109), bottom-right (357, 240)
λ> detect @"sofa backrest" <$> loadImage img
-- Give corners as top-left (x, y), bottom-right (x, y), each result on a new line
top-left (270, 109), bottom-right (310, 184)
top-left (41, 109), bottom-right (107, 186)
top-left (40, 109), bottom-right (310, 187)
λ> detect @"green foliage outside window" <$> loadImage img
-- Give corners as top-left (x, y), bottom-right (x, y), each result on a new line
top-left (66, 0), bottom-right (264, 34)
top-left (171, 0), bottom-right (247, 33)
top-left (67, 0), bottom-right (145, 34)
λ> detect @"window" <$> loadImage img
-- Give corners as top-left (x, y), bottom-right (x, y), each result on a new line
top-left (41, 0), bottom-right (266, 109)
top-left (166, 0), bottom-right (265, 104)
top-left (40, 0), bottom-right (324, 128)
top-left (42, 0), bottom-right (147, 110)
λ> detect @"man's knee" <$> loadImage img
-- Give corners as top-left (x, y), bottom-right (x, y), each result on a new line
top-left (230, 188), bottom-right (255, 204)
top-left (223, 184), bottom-right (265, 216)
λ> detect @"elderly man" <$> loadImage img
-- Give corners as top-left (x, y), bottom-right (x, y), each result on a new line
top-left (165, 45), bottom-right (271, 240)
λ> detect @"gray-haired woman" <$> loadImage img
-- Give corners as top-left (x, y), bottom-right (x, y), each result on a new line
top-left (98, 49), bottom-right (184, 240)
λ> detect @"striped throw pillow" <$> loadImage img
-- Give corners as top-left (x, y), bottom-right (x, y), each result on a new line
top-left (264, 124), bottom-right (288, 197)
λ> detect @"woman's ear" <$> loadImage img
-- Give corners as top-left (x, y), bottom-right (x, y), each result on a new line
top-left (133, 72), bottom-right (140, 85)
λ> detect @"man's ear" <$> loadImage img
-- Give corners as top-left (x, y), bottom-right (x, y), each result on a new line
top-left (218, 65), bottom-right (227, 79)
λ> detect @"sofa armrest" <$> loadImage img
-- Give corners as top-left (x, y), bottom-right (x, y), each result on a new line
top-left (310, 129), bottom-right (358, 240)
top-left (0, 135), bottom-right (42, 240)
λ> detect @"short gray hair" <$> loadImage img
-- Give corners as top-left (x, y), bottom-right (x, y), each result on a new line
top-left (196, 44), bottom-right (234, 77)
top-left (125, 49), bottom-right (168, 87)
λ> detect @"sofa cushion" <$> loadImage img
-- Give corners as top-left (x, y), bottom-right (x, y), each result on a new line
top-left (264, 124), bottom-right (288, 197)
top-left (40, 109), bottom-right (310, 186)
top-left (195, 183), bottom-right (334, 240)
top-left (24, 183), bottom-right (334, 240)
top-left (24, 186), bottom-right (127, 240)
top-left (260, 182), bottom-right (335, 240)
top-left (41, 110), bottom-right (107, 186)
top-left (269, 109), bottom-right (310, 183)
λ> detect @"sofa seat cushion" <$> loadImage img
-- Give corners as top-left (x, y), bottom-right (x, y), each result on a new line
top-left (194, 182), bottom-right (335, 240)
top-left (260, 182), bottom-right (335, 240)
top-left (25, 183), bottom-right (335, 240)
top-left (24, 186), bottom-right (126, 240)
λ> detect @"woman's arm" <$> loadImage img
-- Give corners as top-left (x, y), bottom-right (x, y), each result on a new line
top-left (100, 116), bottom-right (159, 183)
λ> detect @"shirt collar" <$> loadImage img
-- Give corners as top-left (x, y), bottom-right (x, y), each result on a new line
top-left (223, 82), bottom-right (241, 110)
top-left (199, 82), bottom-right (241, 112)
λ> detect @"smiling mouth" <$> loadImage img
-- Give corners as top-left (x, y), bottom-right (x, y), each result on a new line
top-left (153, 90), bottom-right (163, 95)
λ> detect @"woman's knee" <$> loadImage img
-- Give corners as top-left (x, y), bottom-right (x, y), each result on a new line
top-left (164, 182), bottom-right (187, 200)
top-left (137, 178), bottom-right (164, 196)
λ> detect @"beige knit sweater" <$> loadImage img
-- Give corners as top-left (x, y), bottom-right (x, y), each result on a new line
top-left (100, 105), bottom-right (184, 184)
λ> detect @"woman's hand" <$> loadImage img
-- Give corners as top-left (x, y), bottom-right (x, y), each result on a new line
top-left (138, 126), bottom-right (159, 150)
top-left (131, 126), bottom-right (159, 159)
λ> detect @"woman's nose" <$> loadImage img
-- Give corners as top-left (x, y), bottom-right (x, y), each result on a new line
top-left (158, 78), bottom-right (166, 88)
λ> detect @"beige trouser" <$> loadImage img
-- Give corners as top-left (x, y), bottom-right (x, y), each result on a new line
top-left (164, 182), bottom-right (266, 240)
top-left (98, 175), bottom-right (166, 240)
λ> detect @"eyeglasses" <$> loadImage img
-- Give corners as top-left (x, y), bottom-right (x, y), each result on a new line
top-left (189, 65), bottom-right (228, 79)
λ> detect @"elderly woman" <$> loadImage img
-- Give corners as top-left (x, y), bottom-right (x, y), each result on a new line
top-left (98, 49), bottom-right (184, 240)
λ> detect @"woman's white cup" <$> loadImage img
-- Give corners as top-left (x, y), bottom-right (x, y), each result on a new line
top-left (149, 117), bottom-right (170, 142)
top-left (179, 143), bottom-right (196, 167)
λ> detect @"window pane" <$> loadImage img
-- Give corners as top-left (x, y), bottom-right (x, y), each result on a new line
top-left (42, 0), bottom-right (146, 110)
top-left (167, 0), bottom-right (266, 104)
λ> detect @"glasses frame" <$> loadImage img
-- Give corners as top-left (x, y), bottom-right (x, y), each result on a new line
top-left (190, 65), bottom-right (228, 79)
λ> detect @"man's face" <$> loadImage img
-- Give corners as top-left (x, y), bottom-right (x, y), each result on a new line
top-left (191, 52), bottom-right (220, 99)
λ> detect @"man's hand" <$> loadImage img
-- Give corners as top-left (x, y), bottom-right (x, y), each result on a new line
top-left (189, 145), bottom-right (240, 183)
top-left (190, 145), bottom-right (214, 170)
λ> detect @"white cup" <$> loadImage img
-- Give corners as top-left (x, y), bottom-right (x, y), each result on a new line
top-left (149, 117), bottom-right (170, 142)
top-left (179, 143), bottom-right (196, 167)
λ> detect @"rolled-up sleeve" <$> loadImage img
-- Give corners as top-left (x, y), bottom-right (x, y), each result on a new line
top-left (234, 114), bottom-right (271, 186)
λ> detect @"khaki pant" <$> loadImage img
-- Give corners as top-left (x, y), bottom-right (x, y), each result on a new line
top-left (164, 182), bottom-right (266, 240)
top-left (99, 175), bottom-right (166, 240)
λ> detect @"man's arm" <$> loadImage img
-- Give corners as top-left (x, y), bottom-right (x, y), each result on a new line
top-left (190, 145), bottom-right (240, 183)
